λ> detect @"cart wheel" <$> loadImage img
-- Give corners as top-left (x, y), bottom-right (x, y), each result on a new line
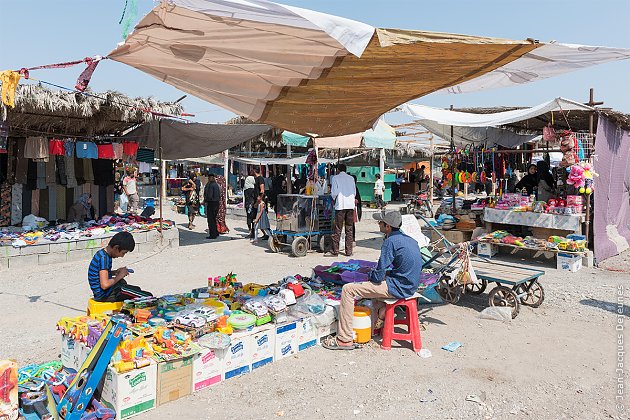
top-left (512, 281), bottom-right (545, 308)
top-left (488, 286), bottom-right (520, 318)
top-left (318, 234), bottom-right (332, 253)
top-left (436, 275), bottom-right (462, 304)
top-left (465, 279), bottom-right (487, 295)
top-left (268, 236), bottom-right (282, 253)
top-left (291, 236), bottom-right (308, 257)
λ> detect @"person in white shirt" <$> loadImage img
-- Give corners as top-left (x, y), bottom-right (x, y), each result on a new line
top-left (374, 173), bottom-right (386, 209)
top-left (330, 164), bottom-right (356, 256)
top-left (122, 168), bottom-right (139, 214)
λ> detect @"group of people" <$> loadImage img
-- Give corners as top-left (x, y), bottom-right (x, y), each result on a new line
top-left (182, 172), bottom-right (229, 240)
top-left (514, 160), bottom-right (555, 202)
top-left (243, 168), bottom-right (271, 243)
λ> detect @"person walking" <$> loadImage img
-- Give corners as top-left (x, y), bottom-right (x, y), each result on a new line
top-left (374, 173), bottom-right (386, 209)
top-left (252, 194), bottom-right (271, 244)
top-left (122, 168), bottom-right (139, 214)
top-left (204, 174), bottom-right (220, 239)
top-left (182, 173), bottom-right (200, 230)
top-left (330, 164), bottom-right (356, 257)
top-left (244, 170), bottom-right (256, 238)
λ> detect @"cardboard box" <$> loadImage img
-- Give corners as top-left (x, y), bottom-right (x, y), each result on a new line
top-left (101, 362), bottom-right (157, 419)
top-left (223, 331), bottom-right (252, 380)
top-left (557, 252), bottom-right (582, 272)
top-left (156, 357), bottom-right (193, 406)
top-left (297, 317), bottom-right (319, 351)
top-left (0, 360), bottom-right (18, 420)
top-left (251, 326), bottom-right (275, 370)
top-left (192, 349), bottom-right (223, 392)
top-left (477, 242), bottom-right (498, 258)
top-left (317, 322), bottom-right (337, 341)
top-left (275, 320), bottom-right (298, 360)
top-left (60, 334), bottom-right (87, 372)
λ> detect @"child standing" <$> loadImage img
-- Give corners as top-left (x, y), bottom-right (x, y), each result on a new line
top-left (252, 194), bottom-right (271, 243)
top-left (88, 232), bottom-right (152, 302)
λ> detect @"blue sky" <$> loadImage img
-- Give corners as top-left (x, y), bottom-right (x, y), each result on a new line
top-left (2, 0), bottom-right (629, 124)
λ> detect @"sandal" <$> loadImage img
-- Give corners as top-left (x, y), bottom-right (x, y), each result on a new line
top-left (322, 336), bottom-right (356, 351)
top-left (374, 318), bottom-right (385, 331)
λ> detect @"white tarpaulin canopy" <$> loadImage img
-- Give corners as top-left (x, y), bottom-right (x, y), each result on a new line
top-left (186, 153), bottom-right (364, 166)
top-left (400, 97), bottom-right (594, 147)
top-left (108, 0), bottom-right (630, 137)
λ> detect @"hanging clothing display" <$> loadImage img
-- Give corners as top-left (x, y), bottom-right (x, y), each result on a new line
top-left (83, 159), bottom-right (94, 183)
top-left (11, 184), bottom-right (22, 225)
top-left (49, 139), bottom-right (65, 155)
top-left (0, 70), bottom-right (21, 108)
top-left (65, 156), bottom-right (77, 188)
top-left (0, 183), bottom-right (11, 227)
top-left (113, 143), bottom-right (124, 159)
top-left (48, 185), bottom-right (57, 221)
top-left (76, 141), bottom-right (98, 159)
top-left (56, 155), bottom-right (67, 185)
top-left (97, 143), bottom-right (115, 159)
top-left (138, 161), bottom-right (152, 174)
top-left (24, 137), bottom-right (49, 161)
top-left (36, 162), bottom-right (47, 190)
top-left (74, 157), bottom-right (85, 185)
top-left (23, 187), bottom-right (32, 217)
top-left (122, 141), bottom-right (139, 157)
top-left (92, 159), bottom-right (115, 186)
top-left (14, 138), bottom-right (28, 185)
top-left (45, 158), bottom-right (56, 185)
top-left (39, 188), bottom-right (49, 220)
top-left (64, 139), bottom-right (75, 157)
top-left (56, 185), bottom-right (67, 221)
top-left (136, 148), bottom-right (155, 163)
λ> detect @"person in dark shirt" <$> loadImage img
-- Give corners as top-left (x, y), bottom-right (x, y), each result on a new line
top-left (515, 164), bottom-right (538, 195)
top-left (88, 232), bottom-right (152, 302)
top-left (204, 174), bottom-right (221, 239)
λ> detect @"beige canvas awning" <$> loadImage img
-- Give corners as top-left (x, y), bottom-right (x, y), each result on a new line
top-left (108, 0), bottom-right (630, 137)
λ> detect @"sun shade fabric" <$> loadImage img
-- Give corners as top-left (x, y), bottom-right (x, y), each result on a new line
top-left (109, 0), bottom-right (542, 137)
top-left (186, 153), bottom-right (363, 165)
top-left (314, 133), bottom-right (362, 149)
top-left (282, 131), bottom-right (311, 147)
top-left (362, 120), bottom-right (397, 149)
top-left (593, 117), bottom-right (630, 263)
top-left (438, 43), bottom-right (630, 95)
top-left (419, 121), bottom-right (540, 148)
top-left (121, 119), bottom-right (271, 160)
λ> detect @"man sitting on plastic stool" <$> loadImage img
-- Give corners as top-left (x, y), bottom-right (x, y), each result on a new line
top-left (323, 210), bottom-right (424, 350)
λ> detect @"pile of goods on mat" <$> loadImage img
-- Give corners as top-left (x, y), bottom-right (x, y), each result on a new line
top-left (479, 230), bottom-right (586, 252)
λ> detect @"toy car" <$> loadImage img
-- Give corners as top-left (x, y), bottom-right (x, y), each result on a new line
top-left (190, 306), bottom-right (218, 321)
top-left (174, 313), bottom-right (206, 328)
top-left (242, 300), bottom-right (269, 318)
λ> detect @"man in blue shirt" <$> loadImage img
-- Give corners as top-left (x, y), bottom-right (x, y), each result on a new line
top-left (323, 210), bottom-right (423, 350)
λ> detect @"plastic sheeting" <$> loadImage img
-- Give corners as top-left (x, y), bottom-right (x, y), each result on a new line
top-left (282, 131), bottom-right (310, 147)
top-left (362, 120), bottom-right (397, 149)
top-left (593, 116), bottom-right (630, 263)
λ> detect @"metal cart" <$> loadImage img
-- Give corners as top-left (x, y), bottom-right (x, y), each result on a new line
top-left (268, 194), bottom-right (334, 257)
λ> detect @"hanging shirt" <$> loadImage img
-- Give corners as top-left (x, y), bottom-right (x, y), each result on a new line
top-left (24, 137), bottom-right (49, 160)
top-left (49, 139), bottom-right (65, 155)
top-left (64, 139), bottom-right (75, 157)
top-left (136, 148), bottom-right (155, 163)
top-left (76, 141), bottom-right (98, 159)
top-left (122, 142), bottom-right (139, 157)
top-left (112, 143), bottom-right (124, 160)
top-left (330, 171), bottom-right (356, 210)
top-left (97, 143), bottom-right (115, 159)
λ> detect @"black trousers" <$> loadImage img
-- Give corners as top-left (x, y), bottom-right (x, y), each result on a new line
top-left (206, 201), bottom-right (219, 238)
top-left (98, 280), bottom-right (153, 302)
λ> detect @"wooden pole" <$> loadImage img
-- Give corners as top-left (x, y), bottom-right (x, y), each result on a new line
top-left (450, 105), bottom-right (456, 216)
top-left (429, 135), bottom-right (434, 203)
top-left (223, 149), bottom-right (229, 210)
top-left (584, 88), bottom-right (603, 247)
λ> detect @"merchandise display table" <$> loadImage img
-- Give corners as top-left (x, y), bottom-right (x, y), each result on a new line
top-left (483, 208), bottom-right (585, 235)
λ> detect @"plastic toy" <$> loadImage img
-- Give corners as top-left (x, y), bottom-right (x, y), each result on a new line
top-left (197, 332), bottom-right (231, 350)
top-left (279, 289), bottom-right (297, 306)
top-left (174, 313), bottom-right (206, 328)
top-left (227, 311), bottom-right (256, 330)
top-left (242, 300), bottom-right (272, 326)
top-left (214, 315), bottom-right (233, 335)
top-left (189, 306), bottom-right (218, 321)
top-left (112, 337), bottom-right (154, 373)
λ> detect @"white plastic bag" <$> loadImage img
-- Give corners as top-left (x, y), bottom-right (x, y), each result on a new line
top-left (22, 214), bottom-right (48, 229)
top-left (119, 193), bottom-right (129, 213)
top-left (479, 307), bottom-right (512, 322)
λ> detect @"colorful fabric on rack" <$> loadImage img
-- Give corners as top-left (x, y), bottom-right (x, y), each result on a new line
top-left (64, 139), bottom-right (75, 157)
top-left (122, 142), bottom-right (139, 157)
top-left (65, 156), bottom-right (77, 188)
top-left (0, 183), bottom-right (11, 227)
top-left (76, 141), bottom-right (98, 159)
top-left (136, 148), bottom-right (155, 163)
top-left (97, 143), bottom-right (115, 159)
top-left (24, 137), bottom-right (49, 161)
top-left (45, 158), bottom-right (56, 185)
top-left (11, 184), bottom-right (22, 226)
top-left (138, 161), bottom-right (152, 174)
top-left (49, 139), bottom-right (65, 155)
top-left (0, 70), bottom-right (21, 108)
top-left (112, 143), bottom-right (124, 159)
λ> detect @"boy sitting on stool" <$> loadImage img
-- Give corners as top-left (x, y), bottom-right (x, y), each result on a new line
top-left (88, 232), bottom-right (153, 302)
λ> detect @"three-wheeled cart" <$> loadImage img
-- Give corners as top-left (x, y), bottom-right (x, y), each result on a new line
top-left (268, 194), bottom-right (334, 257)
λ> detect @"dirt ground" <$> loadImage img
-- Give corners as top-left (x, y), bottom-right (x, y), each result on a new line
top-left (1, 206), bottom-right (628, 419)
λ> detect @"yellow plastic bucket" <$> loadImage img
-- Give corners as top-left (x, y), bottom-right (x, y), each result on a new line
top-left (353, 306), bottom-right (372, 344)
top-left (203, 298), bottom-right (226, 315)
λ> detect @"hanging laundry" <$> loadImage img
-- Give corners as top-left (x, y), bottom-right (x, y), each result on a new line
top-left (112, 143), bottom-right (124, 159)
top-left (75, 56), bottom-right (102, 92)
top-left (76, 141), bottom-right (98, 159)
top-left (97, 143), bottom-right (115, 159)
top-left (0, 182), bottom-right (11, 226)
top-left (0, 70), bottom-right (21, 108)
top-left (122, 141), bottom-right (139, 157)
top-left (138, 161), bottom-right (152, 174)
top-left (11, 184), bottom-right (23, 225)
top-left (65, 155), bottom-right (77, 188)
top-left (49, 138), bottom-right (65, 155)
top-left (24, 137), bottom-right (49, 161)
top-left (64, 139), bottom-right (75, 157)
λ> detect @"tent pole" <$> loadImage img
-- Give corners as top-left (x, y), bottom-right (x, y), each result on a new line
top-left (450, 105), bottom-right (456, 216)
top-left (584, 88), bottom-right (603, 247)
top-left (429, 135), bottom-right (434, 203)
top-left (223, 149), bottom-right (229, 210)
top-left (158, 119), bottom-right (163, 238)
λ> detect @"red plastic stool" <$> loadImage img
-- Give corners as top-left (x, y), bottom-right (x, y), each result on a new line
top-left (380, 297), bottom-right (422, 352)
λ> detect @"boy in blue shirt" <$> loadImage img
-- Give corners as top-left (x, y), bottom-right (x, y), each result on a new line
top-left (88, 232), bottom-right (152, 302)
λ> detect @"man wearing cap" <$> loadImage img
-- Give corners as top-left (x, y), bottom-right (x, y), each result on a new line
top-left (323, 210), bottom-right (423, 350)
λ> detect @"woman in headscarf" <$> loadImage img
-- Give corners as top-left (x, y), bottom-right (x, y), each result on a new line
top-left (515, 164), bottom-right (538, 195)
top-left (182, 173), bottom-right (200, 230)
top-left (67, 193), bottom-right (95, 223)
top-left (536, 160), bottom-right (555, 202)
top-left (216, 175), bottom-right (230, 234)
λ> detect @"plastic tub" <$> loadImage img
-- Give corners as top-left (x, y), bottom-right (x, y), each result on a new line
top-left (353, 306), bottom-right (372, 343)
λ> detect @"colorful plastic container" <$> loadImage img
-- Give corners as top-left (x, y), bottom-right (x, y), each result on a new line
top-left (353, 306), bottom-right (372, 344)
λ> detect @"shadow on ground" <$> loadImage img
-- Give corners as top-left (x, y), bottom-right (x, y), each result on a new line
top-left (580, 298), bottom-right (629, 316)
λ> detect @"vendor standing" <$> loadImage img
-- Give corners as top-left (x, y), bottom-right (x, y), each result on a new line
top-left (515, 164), bottom-right (538, 195)
top-left (204, 174), bottom-right (220, 240)
top-left (123, 168), bottom-right (139, 214)
top-left (330, 164), bottom-right (356, 257)
top-left (323, 211), bottom-right (423, 350)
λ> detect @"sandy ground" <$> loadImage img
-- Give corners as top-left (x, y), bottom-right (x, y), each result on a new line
top-left (1, 206), bottom-right (629, 419)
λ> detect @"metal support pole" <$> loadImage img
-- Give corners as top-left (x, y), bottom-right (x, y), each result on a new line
top-left (450, 105), bottom-right (456, 216)
top-left (379, 148), bottom-right (385, 178)
top-left (223, 149), bottom-right (229, 210)
top-left (429, 135), bottom-right (434, 203)
top-left (583, 88), bottom-right (603, 247)
top-left (158, 119), bottom-right (163, 237)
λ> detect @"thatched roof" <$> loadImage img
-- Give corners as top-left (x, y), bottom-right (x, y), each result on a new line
top-left (225, 116), bottom-right (286, 153)
top-left (452, 105), bottom-right (630, 132)
top-left (2, 84), bottom-right (184, 137)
